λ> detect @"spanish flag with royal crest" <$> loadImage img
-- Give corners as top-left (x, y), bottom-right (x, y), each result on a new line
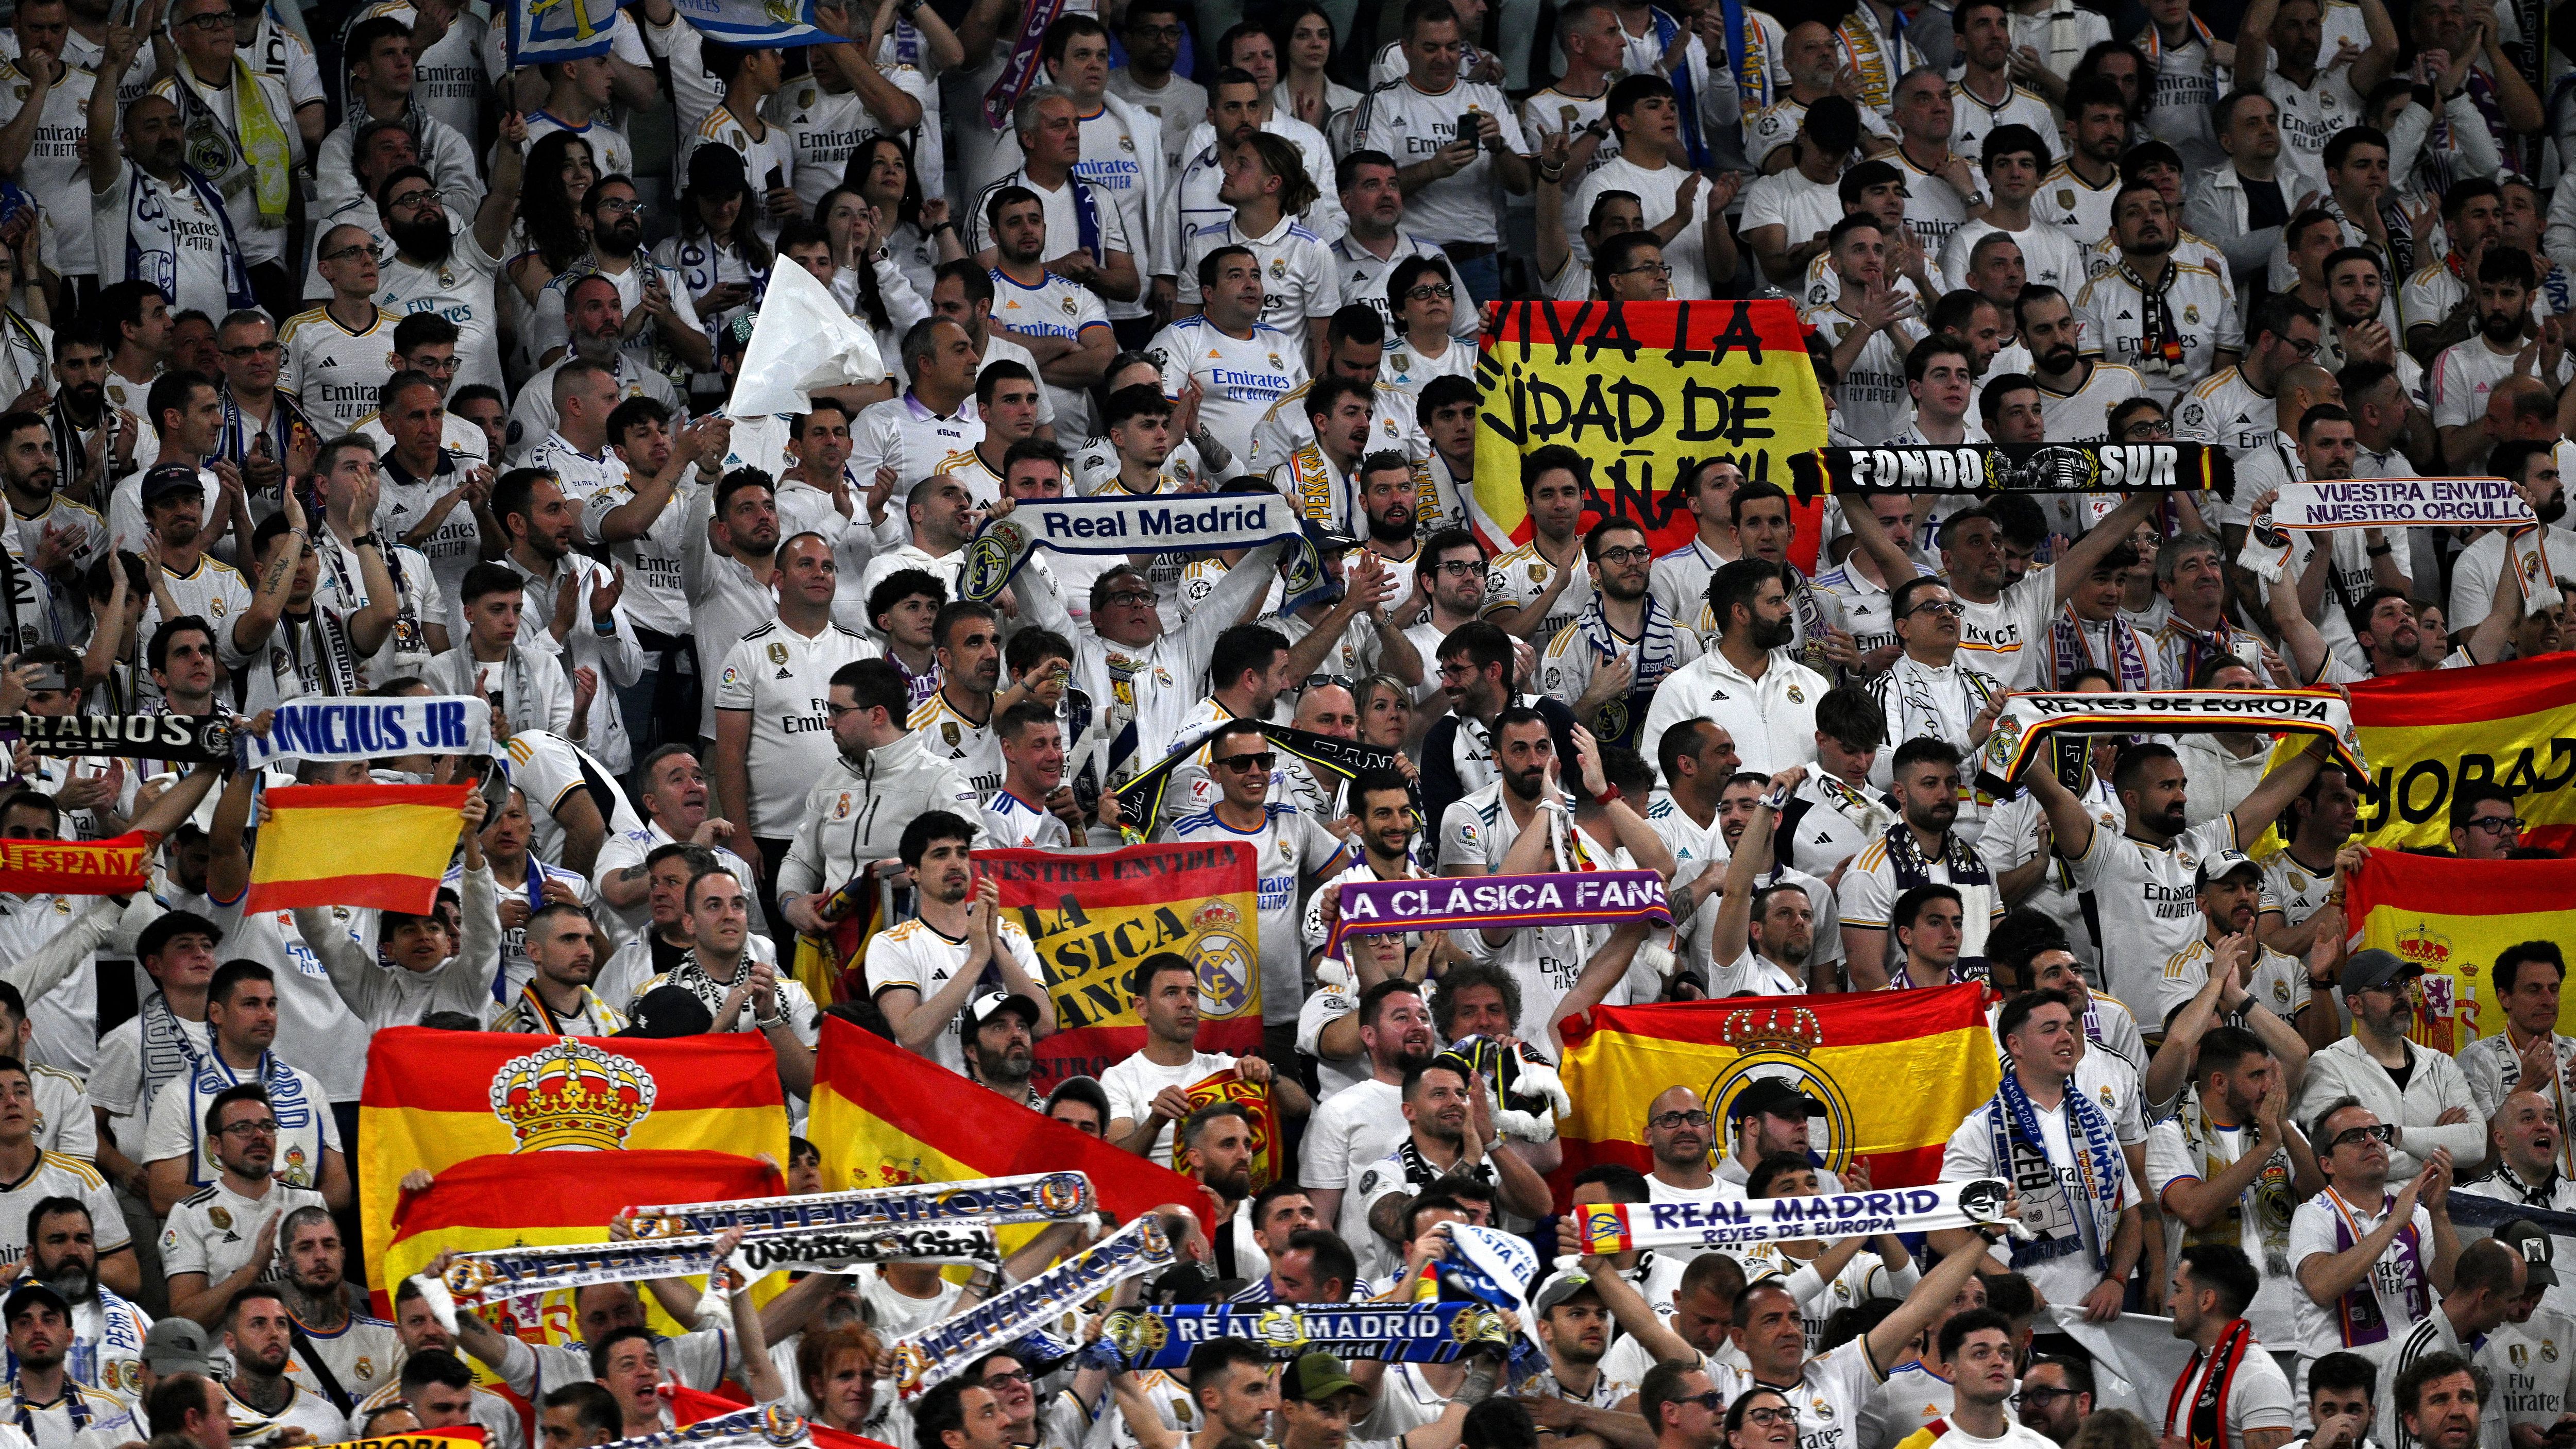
top-left (357, 1028), bottom-right (789, 1310)
top-left (1551, 988), bottom-right (2001, 1205)
top-left (2343, 850), bottom-right (2576, 1053)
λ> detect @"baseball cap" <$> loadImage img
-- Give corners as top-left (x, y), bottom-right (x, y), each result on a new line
top-left (2500, 1220), bottom-right (2561, 1287)
top-left (1530, 1269), bottom-right (1600, 1316)
top-left (970, 992), bottom-right (1042, 1033)
top-left (2195, 850), bottom-right (2263, 889)
top-left (3, 1283), bottom-right (65, 1325)
top-left (1730, 1078), bottom-right (1827, 1121)
top-left (143, 1317), bottom-right (226, 1377)
top-left (1312, 529), bottom-right (1363, 554)
top-left (687, 142), bottom-right (750, 199)
top-left (2341, 948), bottom-right (2424, 997)
top-left (1288, 1352), bottom-right (1363, 1405)
top-left (139, 462), bottom-right (206, 509)
top-left (620, 985), bottom-right (714, 1038)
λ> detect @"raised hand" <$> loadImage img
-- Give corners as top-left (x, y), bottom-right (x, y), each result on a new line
top-left (589, 563), bottom-right (624, 622)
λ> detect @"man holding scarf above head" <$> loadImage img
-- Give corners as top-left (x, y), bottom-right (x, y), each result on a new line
top-left (1542, 518), bottom-right (1699, 758)
top-left (1935, 989), bottom-right (2143, 1322)
top-left (146, 0), bottom-right (300, 321)
top-left (2163, 1243), bottom-right (2300, 1449)
top-left (83, 25), bottom-right (254, 323)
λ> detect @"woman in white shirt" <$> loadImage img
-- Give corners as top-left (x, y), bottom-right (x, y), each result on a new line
top-left (1383, 254), bottom-right (1478, 396)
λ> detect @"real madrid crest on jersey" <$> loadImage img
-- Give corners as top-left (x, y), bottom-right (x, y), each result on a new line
top-left (943, 721), bottom-right (961, 746)
top-left (1269, 257), bottom-right (1287, 279)
top-left (2184, 305), bottom-right (2201, 323)
top-left (2057, 189), bottom-right (2075, 210)
top-left (1062, 295), bottom-right (1079, 316)
top-left (767, 641), bottom-right (790, 666)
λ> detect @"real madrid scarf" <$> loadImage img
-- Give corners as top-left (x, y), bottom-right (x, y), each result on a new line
top-left (1789, 442), bottom-right (2233, 501)
top-left (1973, 690), bottom-right (2364, 797)
top-left (1880, 822), bottom-right (1994, 983)
top-left (2048, 608), bottom-right (2150, 691)
top-left (235, 694), bottom-right (492, 770)
top-left (626, 1172), bottom-right (1096, 1237)
top-left (2, 713), bottom-right (234, 764)
top-left (2168, 1317), bottom-right (2257, 1449)
top-left (984, 0), bottom-right (1072, 129)
top-left (2321, 1186), bottom-right (2427, 1345)
top-left (432, 1225), bottom-right (1002, 1309)
top-left (1564, 1178), bottom-right (2019, 1257)
top-left (2172, 1095), bottom-right (2293, 1276)
top-left (1648, 7), bottom-right (1711, 168)
top-left (960, 500), bottom-right (1312, 606)
top-left (170, 59), bottom-right (292, 229)
top-left (185, 1049), bottom-right (314, 1190)
top-left (2121, 257), bottom-right (2189, 378)
top-left (1325, 870), bottom-right (1671, 954)
top-left (122, 165), bottom-right (258, 315)
top-left (589, 1403), bottom-right (811, 1449)
top-left (1570, 594), bottom-right (1683, 752)
top-left (1097, 1303), bottom-right (1515, 1369)
top-left (888, 1215), bottom-right (1175, 1396)
top-left (1113, 722), bottom-right (1399, 836)
top-left (1986, 1070), bottom-right (2123, 1268)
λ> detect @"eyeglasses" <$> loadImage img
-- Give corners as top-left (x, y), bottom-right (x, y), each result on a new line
top-left (219, 1119), bottom-right (280, 1137)
top-left (408, 355), bottom-right (461, 374)
top-left (595, 197), bottom-right (647, 215)
top-left (824, 702), bottom-right (871, 719)
top-left (1619, 261), bottom-right (1674, 278)
top-left (1434, 559), bottom-right (1483, 576)
top-left (385, 189), bottom-right (437, 211)
top-left (1596, 544), bottom-right (1653, 565)
top-left (1215, 752), bottom-right (1276, 773)
top-left (319, 246), bottom-right (372, 263)
top-left (1103, 589), bottom-right (1159, 608)
top-left (223, 340), bottom-right (282, 358)
top-left (2330, 1123), bottom-right (2397, 1150)
top-left (2284, 337), bottom-right (2320, 358)
top-left (2467, 815), bottom-right (2527, 834)
top-left (1649, 1110), bottom-right (1714, 1129)
top-left (1738, 1406), bottom-right (1798, 1426)
top-left (1905, 599), bottom-right (1965, 618)
top-left (980, 1371), bottom-right (1032, 1389)
top-left (2120, 420), bottom-right (2174, 439)
top-left (175, 13), bottom-right (234, 30)
top-left (1405, 283), bottom-right (1454, 301)
top-left (2011, 1389), bottom-right (2077, 1407)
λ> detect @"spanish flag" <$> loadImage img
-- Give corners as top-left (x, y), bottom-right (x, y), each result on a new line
top-left (807, 1016), bottom-right (1214, 1232)
top-left (247, 784), bottom-right (470, 913)
top-left (2271, 653), bottom-right (2576, 855)
top-left (357, 1028), bottom-right (789, 1307)
top-left (2345, 851), bottom-right (2576, 1054)
top-left (1553, 986), bottom-right (2001, 1202)
top-left (382, 1150), bottom-right (782, 1329)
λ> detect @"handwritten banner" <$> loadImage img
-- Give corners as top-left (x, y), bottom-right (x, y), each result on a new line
top-left (976, 844), bottom-right (1262, 1096)
top-left (1471, 300), bottom-right (1827, 557)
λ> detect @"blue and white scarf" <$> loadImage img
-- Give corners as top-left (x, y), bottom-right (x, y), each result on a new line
top-left (1647, 7), bottom-right (1712, 168)
top-left (1571, 594), bottom-right (1682, 753)
top-left (122, 165), bottom-right (256, 314)
top-left (1984, 1068), bottom-right (2122, 1268)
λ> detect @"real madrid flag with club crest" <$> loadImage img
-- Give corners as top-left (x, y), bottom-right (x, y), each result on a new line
top-left (1551, 988), bottom-right (2001, 1201)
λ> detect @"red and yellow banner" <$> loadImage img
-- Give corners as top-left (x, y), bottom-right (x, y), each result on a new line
top-left (2278, 654), bottom-right (2576, 854)
top-left (248, 783), bottom-right (470, 912)
top-left (1472, 300), bottom-right (1829, 572)
top-left (1553, 986), bottom-right (2002, 1203)
top-left (807, 1016), bottom-right (1214, 1232)
top-left (2344, 851), bottom-right (2576, 1053)
top-left (977, 843), bottom-right (1261, 1098)
top-left (381, 1150), bottom-right (780, 1334)
top-left (0, 832), bottom-right (151, 894)
top-left (357, 1028), bottom-right (788, 1306)
top-left (1185, 1067), bottom-right (1278, 1191)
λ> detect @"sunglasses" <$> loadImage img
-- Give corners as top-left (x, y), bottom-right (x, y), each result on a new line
top-left (2330, 1123), bottom-right (2396, 1150)
top-left (1215, 752), bottom-right (1276, 772)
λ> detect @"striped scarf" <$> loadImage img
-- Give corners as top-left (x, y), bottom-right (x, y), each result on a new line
top-left (1985, 1068), bottom-right (2123, 1269)
top-left (1571, 593), bottom-right (1683, 752)
top-left (2049, 606), bottom-right (2149, 689)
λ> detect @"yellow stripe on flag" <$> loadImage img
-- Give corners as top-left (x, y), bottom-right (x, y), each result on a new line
top-left (249, 785), bottom-right (468, 912)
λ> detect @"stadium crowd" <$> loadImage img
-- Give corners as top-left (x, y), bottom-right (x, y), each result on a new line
top-left (0, 0), bottom-right (2549, 1445)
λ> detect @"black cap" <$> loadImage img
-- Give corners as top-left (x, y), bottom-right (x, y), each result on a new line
top-left (2341, 948), bottom-right (2424, 996)
top-left (1730, 1078), bottom-right (1827, 1121)
top-left (620, 985), bottom-right (713, 1038)
top-left (687, 142), bottom-right (750, 199)
top-left (5, 1283), bottom-right (67, 1325)
top-left (139, 462), bottom-right (206, 509)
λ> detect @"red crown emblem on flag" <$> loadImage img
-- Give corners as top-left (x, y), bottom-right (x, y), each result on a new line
top-left (489, 1037), bottom-right (658, 1151)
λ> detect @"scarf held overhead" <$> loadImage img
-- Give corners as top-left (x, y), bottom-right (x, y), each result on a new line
top-left (1975, 690), bottom-right (2364, 796)
top-left (625, 1172), bottom-right (1095, 1238)
top-left (239, 694), bottom-right (492, 769)
top-left (3, 713), bottom-right (234, 763)
top-left (887, 1215), bottom-right (1174, 1396)
top-left (959, 496), bottom-right (1319, 605)
top-left (1097, 1303), bottom-right (1514, 1369)
top-left (1327, 871), bottom-right (1672, 954)
top-left (1111, 721), bottom-right (1400, 831)
top-left (1567, 1178), bottom-right (2019, 1257)
top-left (0, 833), bottom-right (152, 894)
top-left (1789, 442), bottom-right (2233, 500)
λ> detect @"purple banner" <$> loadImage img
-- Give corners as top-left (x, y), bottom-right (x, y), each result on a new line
top-left (1327, 871), bottom-right (1672, 954)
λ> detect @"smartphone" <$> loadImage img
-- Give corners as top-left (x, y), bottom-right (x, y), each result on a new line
top-left (766, 165), bottom-right (785, 193)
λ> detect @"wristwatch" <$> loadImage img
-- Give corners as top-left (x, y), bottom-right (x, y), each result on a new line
top-left (350, 532), bottom-right (382, 550)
